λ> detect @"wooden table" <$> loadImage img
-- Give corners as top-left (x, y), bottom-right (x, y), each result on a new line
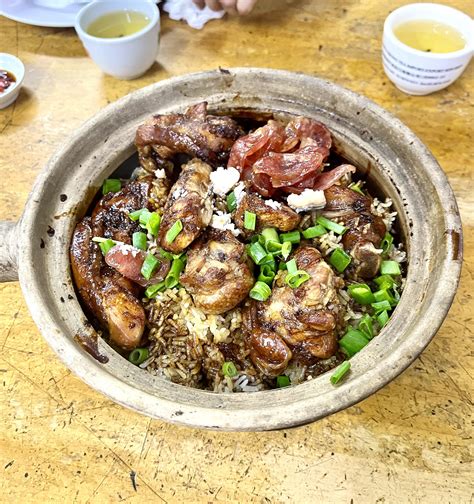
top-left (1, 1), bottom-right (472, 502)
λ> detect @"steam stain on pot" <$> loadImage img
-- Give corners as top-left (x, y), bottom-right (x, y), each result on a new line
top-left (47, 226), bottom-right (55, 237)
top-left (446, 229), bottom-right (461, 261)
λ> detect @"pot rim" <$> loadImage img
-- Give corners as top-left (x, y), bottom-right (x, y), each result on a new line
top-left (18, 68), bottom-right (463, 430)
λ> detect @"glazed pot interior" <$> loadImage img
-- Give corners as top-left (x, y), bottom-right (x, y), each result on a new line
top-left (19, 69), bottom-right (461, 430)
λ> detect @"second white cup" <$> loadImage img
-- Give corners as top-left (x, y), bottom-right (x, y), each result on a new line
top-left (75, 0), bottom-right (160, 80)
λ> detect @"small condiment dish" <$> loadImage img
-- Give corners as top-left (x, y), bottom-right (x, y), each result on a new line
top-left (383, 3), bottom-right (474, 95)
top-left (0, 53), bottom-right (25, 109)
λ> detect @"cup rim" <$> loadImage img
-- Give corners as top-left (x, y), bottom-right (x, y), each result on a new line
top-left (384, 2), bottom-right (474, 60)
top-left (75, 0), bottom-right (160, 45)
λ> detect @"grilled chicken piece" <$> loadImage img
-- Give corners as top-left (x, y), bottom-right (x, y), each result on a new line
top-left (323, 185), bottom-right (386, 279)
top-left (135, 102), bottom-right (244, 173)
top-left (180, 229), bottom-right (255, 315)
top-left (70, 218), bottom-right (145, 351)
top-left (234, 193), bottom-right (301, 237)
top-left (92, 178), bottom-right (153, 243)
top-left (158, 159), bottom-right (213, 253)
top-left (243, 246), bottom-right (343, 376)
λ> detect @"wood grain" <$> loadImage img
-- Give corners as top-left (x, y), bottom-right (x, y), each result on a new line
top-left (0, 1), bottom-right (472, 502)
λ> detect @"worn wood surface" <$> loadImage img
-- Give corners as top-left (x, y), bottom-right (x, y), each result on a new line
top-left (0, 1), bottom-right (473, 502)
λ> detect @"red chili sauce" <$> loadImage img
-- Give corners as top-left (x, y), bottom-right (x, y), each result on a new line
top-left (0, 70), bottom-right (16, 93)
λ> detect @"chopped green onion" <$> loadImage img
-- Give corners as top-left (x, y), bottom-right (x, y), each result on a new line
top-left (141, 253), bottom-right (160, 280)
top-left (146, 212), bottom-right (161, 237)
top-left (132, 231), bottom-right (147, 251)
top-left (374, 274), bottom-right (397, 291)
top-left (139, 209), bottom-right (152, 227)
top-left (165, 257), bottom-right (185, 289)
top-left (262, 227), bottom-right (279, 244)
top-left (348, 283), bottom-right (375, 305)
top-left (267, 241), bottom-right (283, 254)
top-left (165, 219), bottom-right (183, 244)
top-left (244, 211), bottom-right (256, 231)
top-left (316, 216), bottom-right (346, 235)
top-left (128, 208), bottom-right (148, 221)
top-left (281, 241), bottom-right (292, 260)
top-left (222, 361), bottom-right (238, 377)
top-left (371, 300), bottom-right (392, 314)
top-left (260, 253), bottom-right (276, 271)
top-left (339, 329), bottom-right (369, 357)
top-left (329, 248), bottom-right (351, 273)
top-left (144, 281), bottom-right (166, 299)
top-left (302, 224), bottom-right (327, 239)
top-left (377, 310), bottom-right (389, 328)
top-left (280, 230), bottom-right (300, 244)
top-left (128, 348), bottom-right (149, 365)
top-left (249, 281), bottom-right (272, 302)
top-left (286, 259), bottom-right (297, 274)
top-left (278, 261), bottom-right (287, 271)
top-left (330, 361), bottom-right (351, 385)
top-left (102, 178), bottom-right (121, 195)
top-left (227, 191), bottom-right (237, 212)
top-left (348, 181), bottom-right (364, 195)
top-left (358, 314), bottom-right (374, 339)
top-left (158, 248), bottom-right (174, 261)
top-left (380, 260), bottom-right (401, 276)
top-left (258, 264), bottom-right (276, 285)
top-left (276, 375), bottom-right (290, 388)
top-left (285, 270), bottom-right (310, 288)
top-left (373, 289), bottom-right (397, 305)
top-left (250, 234), bottom-right (266, 246)
top-left (92, 237), bottom-right (116, 255)
top-left (248, 242), bottom-right (267, 265)
top-left (380, 232), bottom-right (394, 255)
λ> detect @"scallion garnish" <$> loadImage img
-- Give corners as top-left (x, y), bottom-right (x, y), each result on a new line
top-left (146, 212), bottom-right (161, 237)
top-left (348, 181), bottom-right (364, 195)
top-left (279, 230), bottom-right (300, 244)
top-left (373, 289), bottom-right (396, 305)
top-left (222, 361), bottom-right (238, 377)
top-left (380, 260), bottom-right (401, 276)
top-left (227, 191), bottom-right (237, 212)
top-left (276, 375), bottom-right (290, 388)
top-left (260, 253), bottom-right (276, 271)
top-left (165, 219), bottom-right (183, 244)
top-left (102, 178), bottom-right (121, 195)
top-left (281, 241), bottom-right (292, 260)
top-left (92, 237), bottom-right (116, 255)
top-left (302, 224), bottom-right (327, 239)
top-left (128, 348), bottom-right (149, 365)
top-left (358, 314), bottom-right (374, 339)
top-left (258, 264), bottom-right (276, 285)
top-left (248, 242), bottom-right (268, 265)
top-left (330, 361), bottom-right (351, 385)
top-left (316, 216), bottom-right (346, 235)
top-left (139, 209), bottom-right (152, 227)
top-left (141, 253), bottom-right (160, 280)
top-left (329, 248), bottom-right (351, 273)
top-left (286, 259), bottom-right (297, 274)
top-left (262, 227), bottom-right (279, 244)
top-left (158, 248), bottom-right (174, 261)
top-left (278, 261), bottom-right (287, 271)
top-left (339, 329), bottom-right (369, 357)
top-left (128, 208), bottom-right (148, 222)
top-left (144, 281), bottom-right (166, 299)
top-left (377, 310), bottom-right (389, 327)
top-left (249, 281), bottom-right (272, 302)
top-left (380, 232), bottom-right (394, 255)
top-left (348, 283), bottom-right (375, 305)
top-left (267, 240), bottom-right (283, 254)
top-left (165, 257), bottom-right (185, 289)
top-left (371, 299), bottom-right (392, 314)
top-left (132, 231), bottom-right (147, 251)
top-left (285, 270), bottom-right (310, 288)
top-left (374, 274), bottom-right (397, 290)
top-left (244, 211), bottom-right (257, 231)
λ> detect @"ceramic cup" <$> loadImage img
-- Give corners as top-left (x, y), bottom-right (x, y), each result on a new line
top-left (383, 3), bottom-right (474, 95)
top-left (75, 0), bottom-right (160, 80)
top-left (0, 53), bottom-right (25, 109)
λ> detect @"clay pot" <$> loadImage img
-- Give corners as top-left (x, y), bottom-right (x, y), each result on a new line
top-left (0, 69), bottom-right (462, 430)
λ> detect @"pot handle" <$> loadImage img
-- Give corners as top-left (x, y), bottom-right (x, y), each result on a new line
top-left (0, 221), bottom-right (19, 282)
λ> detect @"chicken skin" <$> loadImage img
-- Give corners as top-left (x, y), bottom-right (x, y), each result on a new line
top-left (135, 102), bottom-right (244, 173)
top-left (158, 158), bottom-right (213, 253)
top-left (243, 246), bottom-right (343, 376)
top-left (233, 193), bottom-right (301, 237)
top-left (323, 185), bottom-right (386, 278)
top-left (180, 229), bottom-right (255, 315)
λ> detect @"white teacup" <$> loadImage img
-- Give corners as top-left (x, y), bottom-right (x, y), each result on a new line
top-left (383, 3), bottom-right (473, 95)
top-left (75, 0), bottom-right (160, 80)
